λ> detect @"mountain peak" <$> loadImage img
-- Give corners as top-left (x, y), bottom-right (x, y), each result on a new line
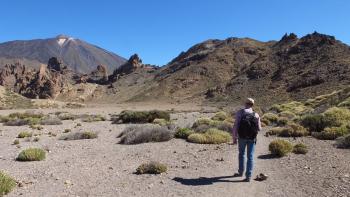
top-left (55, 34), bottom-right (74, 46)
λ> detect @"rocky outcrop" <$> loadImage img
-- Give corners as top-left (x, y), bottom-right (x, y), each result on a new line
top-left (86, 65), bottom-right (109, 84)
top-left (109, 54), bottom-right (158, 82)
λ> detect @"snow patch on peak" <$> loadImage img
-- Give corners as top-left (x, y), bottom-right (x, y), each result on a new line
top-left (57, 38), bottom-right (67, 46)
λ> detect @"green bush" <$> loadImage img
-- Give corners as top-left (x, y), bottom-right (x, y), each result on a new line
top-left (119, 125), bottom-right (174, 144)
top-left (16, 148), bottom-right (46, 161)
top-left (279, 111), bottom-right (298, 120)
top-left (136, 161), bottom-right (167, 174)
top-left (192, 117), bottom-right (220, 128)
top-left (323, 107), bottom-right (350, 127)
top-left (17, 131), bottom-right (32, 138)
top-left (266, 127), bottom-right (284, 136)
top-left (300, 114), bottom-right (329, 133)
top-left (270, 101), bottom-right (313, 115)
top-left (279, 123), bottom-right (308, 137)
top-left (57, 113), bottom-right (77, 120)
top-left (81, 115), bottom-right (106, 122)
top-left (261, 113), bottom-right (279, 126)
top-left (61, 131), bottom-right (98, 140)
top-left (187, 129), bottom-right (231, 144)
top-left (211, 111), bottom-right (228, 121)
top-left (336, 134), bottom-right (350, 148)
top-left (152, 118), bottom-right (170, 126)
top-left (175, 128), bottom-right (194, 139)
top-left (269, 139), bottom-right (293, 157)
top-left (113, 110), bottom-right (170, 124)
top-left (276, 117), bottom-right (289, 126)
top-left (0, 171), bottom-right (16, 196)
top-left (293, 143), bottom-right (308, 154)
top-left (13, 139), bottom-right (20, 145)
top-left (312, 126), bottom-right (349, 140)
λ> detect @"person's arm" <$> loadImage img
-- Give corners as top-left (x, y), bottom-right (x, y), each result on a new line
top-left (256, 114), bottom-right (262, 131)
top-left (232, 110), bottom-right (241, 143)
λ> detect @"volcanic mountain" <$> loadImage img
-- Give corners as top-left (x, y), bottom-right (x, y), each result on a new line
top-left (0, 35), bottom-right (126, 73)
top-left (127, 32), bottom-right (350, 106)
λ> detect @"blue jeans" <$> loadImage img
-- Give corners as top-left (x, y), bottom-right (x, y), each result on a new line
top-left (238, 138), bottom-right (256, 178)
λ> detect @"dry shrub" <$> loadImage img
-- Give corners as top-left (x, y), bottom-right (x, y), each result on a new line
top-left (312, 126), bottom-right (349, 140)
top-left (0, 171), bottom-right (16, 196)
top-left (279, 123), bottom-right (308, 137)
top-left (261, 113), bottom-right (278, 126)
top-left (17, 131), bottom-right (32, 138)
top-left (61, 131), bottom-right (98, 140)
top-left (113, 110), bottom-right (170, 124)
top-left (293, 143), bottom-right (308, 154)
top-left (81, 114), bottom-right (106, 122)
top-left (175, 128), bottom-right (194, 139)
top-left (57, 113), bottom-right (77, 120)
top-left (16, 148), bottom-right (46, 161)
top-left (136, 161), bottom-right (167, 174)
top-left (269, 139), bottom-right (293, 157)
top-left (187, 128), bottom-right (231, 144)
top-left (119, 125), bottom-right (174, 144)
top-left (40, 117), bottom-right (62, 125)
top-left (211, 111), bottom-right (228, 121)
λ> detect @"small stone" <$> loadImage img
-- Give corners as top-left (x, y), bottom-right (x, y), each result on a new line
top-left (148, 184), bottom-right (153, 189)
top-left (108, 167), bottom-right (113, 170)
top-left (18, 182), bottom-right (24, 187)
top-left (160, 180), bottom-right (165, 184)
top-left (344, 174), bottom-right (350, 178)
top-left (64, 180), bottom-right (72, 185)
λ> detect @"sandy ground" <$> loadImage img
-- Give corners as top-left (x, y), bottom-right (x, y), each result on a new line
top-left (0, 105), bottom-right (349, 197)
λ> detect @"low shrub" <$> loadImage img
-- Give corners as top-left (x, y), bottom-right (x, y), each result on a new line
top-left (152, 118), bottom-right (171, 126)
top-left (300, 114), bottom-right (329, 133)
top-left (8, 112), bottom-right (43, 119)
top-left (293, 143), bottom-right (308, 154)
top-left (312, 126), bottom-right (349, 140)
top-left (119, 125), bottom-right (174, 144)
top-left (13, 139), bottom-right (20, 145)
top-left (136, 161), bottom-right (167, 174)
top-left (266, 127), bottom-right (284, 136)
top-left (336, 134), bottom-right (350, 148)
top-left (0, 171), bottom-right (16, 196)
top-left (261, 113), bottom-right (278, 126)
top-left (279, 111), bottom-right (298, 120)
top-left (279, 123), bottom-right (308, 137)
top-left (276, 117), bottom-right (289, 126)
top-left (187, 129), bottom-right (231, 144)
top-left (338, 97), bottom-right (350, 108)
top-left (40, 117), bottom-right (62, 125)
top-left (323, 107), bottom-right (350, 127)
top-left (269, 139), bottom-right (293, 157)
top-left (175, 128), bottom-right (194, 139)
top-left (81, 115), bottom-right (106, 122)
top-left (4, 119), bottom-right (29, 126)
top-left (211, 111), bottom-right (228, 121)
top-left (16, 148), bottom-right (46, 161)
top-left (17, 131), bottom-right (32, 138)
top-left (57, 113), bottom-right (77, 120)
top-left (113, 110), bottom-right (170, 124)
top-left (216, 121), bottom-right (233, 132)
top-left (61, 131), bottom-right (98, 140)
top-left (270, 101), bottom-right (313, 115)
top-left (30, 124), bottom-right (43, 130)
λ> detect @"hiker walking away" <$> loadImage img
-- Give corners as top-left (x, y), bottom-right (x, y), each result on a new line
top-left (232, 98), bottom-right (261, 182)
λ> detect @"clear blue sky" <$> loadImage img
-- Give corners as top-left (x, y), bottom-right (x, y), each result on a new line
top-left (0, 0), bottom-right (349, 65)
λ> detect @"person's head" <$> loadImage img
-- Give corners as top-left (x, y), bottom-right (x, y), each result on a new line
top-left (244, 98), bottom-right (255, 108)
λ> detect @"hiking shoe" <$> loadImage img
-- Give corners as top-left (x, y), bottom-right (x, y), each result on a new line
top-left (243, 177), bottom-right (251, 182)
top-left (233, 173), bottom-right (243, 177)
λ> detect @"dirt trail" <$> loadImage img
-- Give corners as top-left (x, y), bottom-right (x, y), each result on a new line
top-left (1, 110), bottom-right (349, 197)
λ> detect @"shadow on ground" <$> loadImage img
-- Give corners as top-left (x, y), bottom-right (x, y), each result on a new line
top-left (257, 154), bottom-right (278, 160)
top-left (173, 176), bottom-right (246, 186)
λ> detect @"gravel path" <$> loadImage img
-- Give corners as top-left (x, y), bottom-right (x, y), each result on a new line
top-left (0, 108), bottom-right (349, 197)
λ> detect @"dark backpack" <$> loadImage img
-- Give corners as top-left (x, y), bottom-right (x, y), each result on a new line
top-left (238, 111), bottom-right (259, 140)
